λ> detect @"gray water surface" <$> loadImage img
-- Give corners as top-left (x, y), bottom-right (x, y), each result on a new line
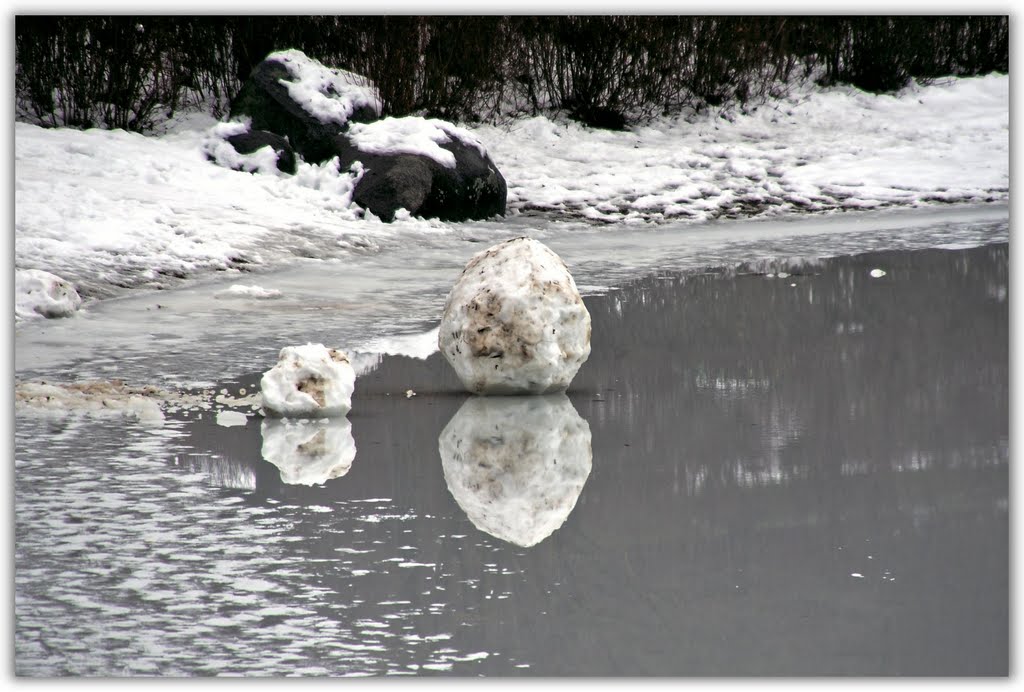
top-left (14, 241), bottom-right (1008, 676)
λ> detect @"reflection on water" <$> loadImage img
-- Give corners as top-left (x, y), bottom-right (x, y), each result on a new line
top-left (439, 395), bottom-right (592, 547)
top-left (261, 418), bottom-right (357, 486)
top-left (574, 243), bottom-right (1009, 502)
top-left (15, 242), bottom-right (1008, 676)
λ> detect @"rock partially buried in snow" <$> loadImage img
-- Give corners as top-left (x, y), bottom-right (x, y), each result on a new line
top-left (261, 418), bottom-right (356, 485)
top-left (15, 268), bottom-right (83, 319)
top-left (439, 237), bottom-right (591, 394)
top-left (439, 394), bottom-right (592, 547)
top-left (225, 129), bottom-right (297, 175)
top-left (260, 343), bottom-right (355, 418)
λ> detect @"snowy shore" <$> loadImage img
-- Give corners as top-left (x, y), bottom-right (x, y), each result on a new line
top-left (13, 74), bottom-right (1008, 315)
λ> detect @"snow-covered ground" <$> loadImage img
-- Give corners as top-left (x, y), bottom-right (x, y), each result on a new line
top-left (14, 74), bottom-right (1007, 308)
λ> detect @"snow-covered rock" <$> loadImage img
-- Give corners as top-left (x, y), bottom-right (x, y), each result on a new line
top-left (15, 268), bottom-right (83, 319)
top-left (439, 237), bottom-right (591, 394)
top-left (439, 394), bottom-right (592, 547)
top-left (260, 343), bottom-right (355, 417)
top-left (261, 418), bottom-right (356, 485)
top-left (336, 116), bottom-right (507, 222)
top-left (227, 49), bottom-right (381, 164)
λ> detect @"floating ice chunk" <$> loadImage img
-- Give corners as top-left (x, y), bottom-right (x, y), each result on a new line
top-left (261, 418), bottom-right (356, 485)
top-left (215, 410), bottom-right (249, 427)
top-left (15, 268), bottom-right (82, 319)
top-left (439, 394), bottom-right (592, 547)
top-left (869, 268), bottom-right (887, 278)
top-left (260, 343), bottom-right (355, 417)
top-left (14, 379), bottom-right (164, 423)
top-left (438, 237), bottom-right (592, 395)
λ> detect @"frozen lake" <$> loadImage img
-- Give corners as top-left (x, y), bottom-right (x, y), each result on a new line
top-left (14, 208), bottom-right (1009, 675)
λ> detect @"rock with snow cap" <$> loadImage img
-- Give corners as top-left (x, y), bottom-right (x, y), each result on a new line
top-left (260, 343), bottom-right (355, 418)
top-left (439, 237), bottom-right (591, 394)
top-left (15, 268), bottom-right (83, 319)
top-left (333, 116), bottom-right (507, 222)
top-left (228, 49), bottom-right (381, 164)
top-left (439, 394), bottom-right (592, 547)
top-left (261, 418), bottom-right (356, 485)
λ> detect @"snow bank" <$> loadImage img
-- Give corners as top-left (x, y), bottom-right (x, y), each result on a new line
top-left (261, 418), bottom-right (356, 485)
top-left (14, 121), bottom-right (371, 302)
top-left (260, 344), bottom-right (356, 418)
top-left (439, 394), bottom-right (592, 547)
top-left (346, 116), bottom-right (489, 169)
top-left (439, 237), bottom-right (591, 394)
top-left (474, 74), bottom-right (1008, 222)
top-left (267, 49), bottom-right (381, 126)
top-left (15, 268), bottom-right (82, 319)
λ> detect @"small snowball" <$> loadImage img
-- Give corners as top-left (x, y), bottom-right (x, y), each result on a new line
top-left (261, 418), bottom-right (356, 485)
top-left (439, 394), bottom-right (592, 547)
top-left (260, 343), bottom-right (355, 418)
top-left (438, 237), bottom-right (592, 395)
top-left (15, 268), bottom-right (82, 319)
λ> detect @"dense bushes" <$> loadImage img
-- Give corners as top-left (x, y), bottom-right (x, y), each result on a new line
top-left (15, 15), bottom-right (1009, 132)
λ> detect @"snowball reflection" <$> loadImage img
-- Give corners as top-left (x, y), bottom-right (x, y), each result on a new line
top-left (260, 417), bottom-right (356, 486)
top-left (439, 394), bottom-right (592, 547)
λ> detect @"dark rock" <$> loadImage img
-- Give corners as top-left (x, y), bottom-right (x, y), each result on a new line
top-left (222, 51), bottom-right (506, 222)
top-left (228, 56), bottom-right (379, 164)
top-left (225, 129), bottom-right (297, 174)
top-left (569, 104), bottom-right (628, 131)
top-left (333, 129), bottom-right (507, 222)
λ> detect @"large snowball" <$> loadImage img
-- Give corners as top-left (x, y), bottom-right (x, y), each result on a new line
top-left (261, 418), bottom-right (356, 485)
top-left (260, 343), bottom-right (355, 417)
top-left (15, 268), bottom-right (82, 319)
top-left (438, 394), bottom-right (592, 547)
top-left (438, 237), bottom-right (591, 394)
